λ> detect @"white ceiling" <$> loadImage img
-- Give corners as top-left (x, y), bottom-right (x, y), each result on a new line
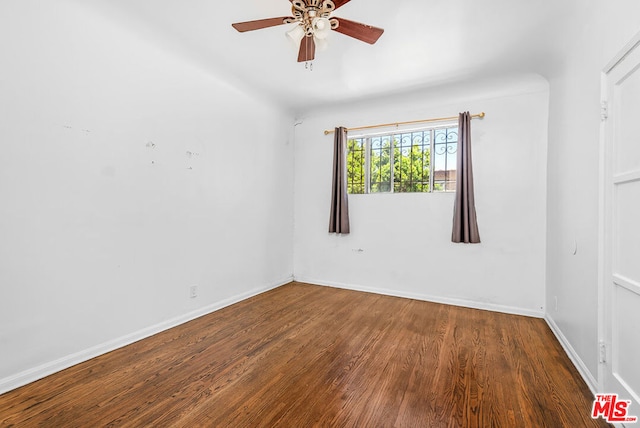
top-left (81, 0), bottom-right (577, 113)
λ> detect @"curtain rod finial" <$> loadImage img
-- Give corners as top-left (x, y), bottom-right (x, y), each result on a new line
top-left (479, 112), bottom-right (486, 118)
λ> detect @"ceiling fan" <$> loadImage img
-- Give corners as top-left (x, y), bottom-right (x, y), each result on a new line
top-left (232, 0), bottom-right (384, 63)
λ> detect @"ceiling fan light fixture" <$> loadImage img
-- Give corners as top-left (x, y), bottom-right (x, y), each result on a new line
top-left (314, 35), bottom-right (329, 51)
top-left (286, 24), bottom-right (306, 48)
top-left (312, 17), bottom-right (331, 39)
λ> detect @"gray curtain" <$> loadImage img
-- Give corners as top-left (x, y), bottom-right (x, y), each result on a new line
top-left (452, 112), bottom-right (481, 243)
top-left (329, 126), bottom-right (350, 234)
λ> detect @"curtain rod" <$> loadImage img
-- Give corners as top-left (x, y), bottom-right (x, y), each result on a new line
top-left (323, 112), bottom-right (485, 135)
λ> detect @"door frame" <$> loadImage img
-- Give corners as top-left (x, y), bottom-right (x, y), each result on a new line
top-left (598, 30), bottom-right (640, 400)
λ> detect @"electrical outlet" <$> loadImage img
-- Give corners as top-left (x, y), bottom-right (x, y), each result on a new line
top-left (190, 285), bottom-right (198, 299)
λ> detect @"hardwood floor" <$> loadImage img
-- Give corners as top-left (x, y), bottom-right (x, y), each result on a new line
top-left (0, 282), bottom-right (609, 427)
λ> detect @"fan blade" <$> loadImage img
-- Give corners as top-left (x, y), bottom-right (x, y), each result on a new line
top-left (332, 17), bottom-right (384, 44)
top-left (332, 0), bottom-right (352, 10)
top-left (232, 17), bottom-right (293, 32)
top-left (297, 36), bottom-right (316, 62)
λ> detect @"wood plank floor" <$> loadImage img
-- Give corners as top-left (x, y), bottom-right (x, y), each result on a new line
top-left (0, 282), bottom-right (609, 427)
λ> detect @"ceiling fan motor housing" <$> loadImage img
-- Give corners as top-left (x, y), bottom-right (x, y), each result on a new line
top-left (292, 0), bottom-right (335, 13)
top-left (291, 0), bottom-right (338, 37)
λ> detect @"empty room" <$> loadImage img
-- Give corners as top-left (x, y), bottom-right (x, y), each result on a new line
top-left (1, 0), bottom-right (639, 426)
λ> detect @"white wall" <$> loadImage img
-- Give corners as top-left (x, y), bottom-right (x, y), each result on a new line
top-left (293, 75), bottom-right (549, 316)
top-left (0, 1), bottom-right (294, 392)
top-left (545, 0), bottom-right (640, 390)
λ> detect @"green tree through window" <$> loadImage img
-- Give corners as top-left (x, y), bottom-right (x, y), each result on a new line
top-left (347, 138), bottom-right (365, 194)
top-left (346, 126), bottom-right (457, 194)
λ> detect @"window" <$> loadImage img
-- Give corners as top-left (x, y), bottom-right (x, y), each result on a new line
top-left (346, 125), bottom-right (458, 194)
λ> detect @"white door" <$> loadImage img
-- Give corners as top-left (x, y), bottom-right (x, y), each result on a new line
top-left (601, 35), bottom-right (640, 426)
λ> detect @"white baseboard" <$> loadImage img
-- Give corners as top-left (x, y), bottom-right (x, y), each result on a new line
top-left (544, 314), bottom-right (599, 395)
top-left (294, 277), bottom-right (545, 318)
top-left (0, 276), bottom-right (293, 395)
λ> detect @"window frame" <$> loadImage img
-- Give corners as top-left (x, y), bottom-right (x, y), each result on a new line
top-left (346, 122), bottom-right (459, 195)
